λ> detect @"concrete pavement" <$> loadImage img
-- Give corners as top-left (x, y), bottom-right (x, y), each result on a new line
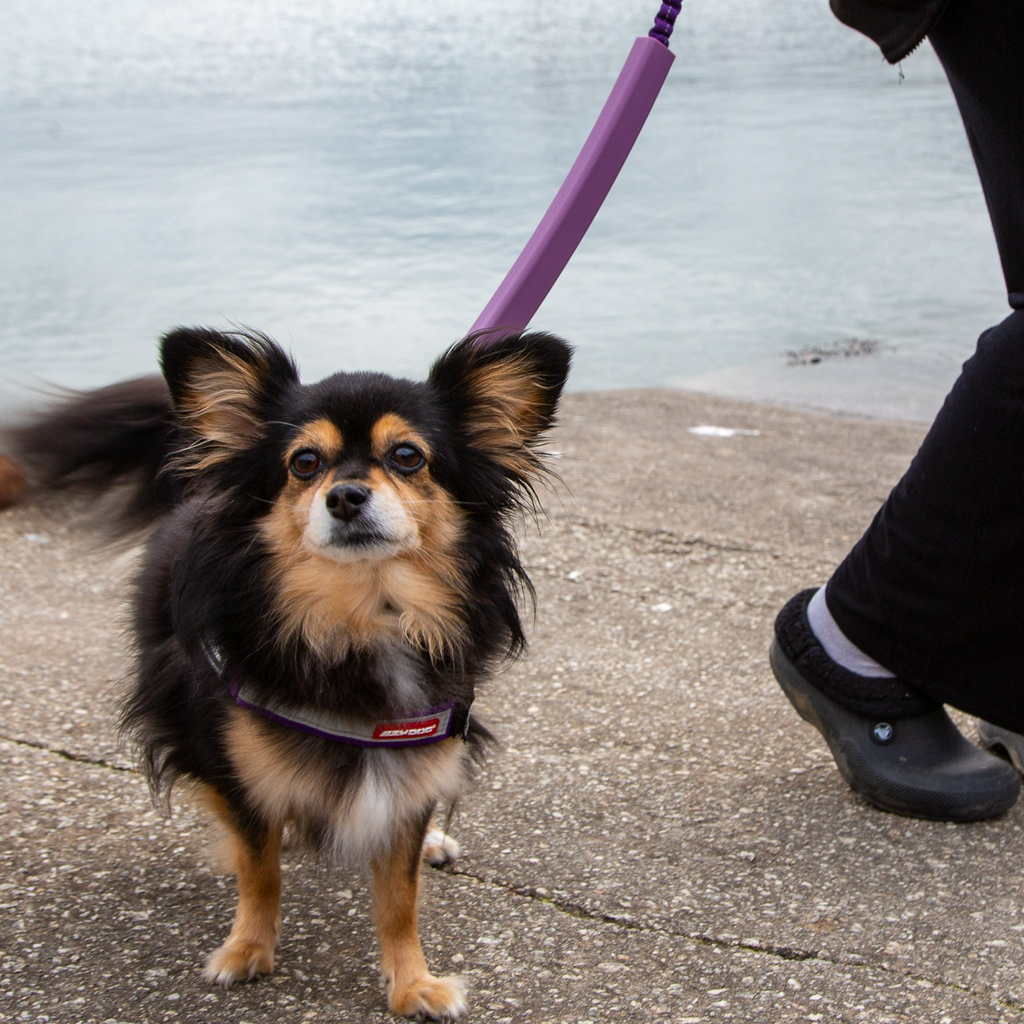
top-left (2, 387), bottom-right (1021, 1023)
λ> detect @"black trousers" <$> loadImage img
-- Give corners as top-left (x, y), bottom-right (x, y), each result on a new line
top-left (825, 0), bottom-right (1024, 732)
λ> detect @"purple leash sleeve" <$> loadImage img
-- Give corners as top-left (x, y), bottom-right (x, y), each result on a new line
top-left (470, 30), bottom-right (676, 338)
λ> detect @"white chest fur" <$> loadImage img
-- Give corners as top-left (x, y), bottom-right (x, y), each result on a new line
top-left (225, 707), bottom-right (469, 864)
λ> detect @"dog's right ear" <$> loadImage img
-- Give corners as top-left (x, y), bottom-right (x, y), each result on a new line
top-left (160, 327), bottom-right (298, 470)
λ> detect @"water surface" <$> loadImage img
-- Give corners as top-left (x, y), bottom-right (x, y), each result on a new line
top-left (0, 0), bottom-right (1009, 420)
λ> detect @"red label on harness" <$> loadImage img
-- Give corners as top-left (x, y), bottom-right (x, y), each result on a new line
top-left (372, 717), bottom-right (442, 741)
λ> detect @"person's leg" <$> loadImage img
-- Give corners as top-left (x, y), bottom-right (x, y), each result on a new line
top-left (772, 0), bottom-right (1024, 818)
top-left (827, 0), bottom-right (1024, 728)
top-left (827, 310), bottom-right (1024, 730)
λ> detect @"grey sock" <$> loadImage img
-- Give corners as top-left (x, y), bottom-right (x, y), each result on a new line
top-left (807, 586), bottom-right (895, 679)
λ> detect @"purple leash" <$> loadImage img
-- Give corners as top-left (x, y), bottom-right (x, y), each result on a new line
top-left (470, 2), bottom-right (683, 337)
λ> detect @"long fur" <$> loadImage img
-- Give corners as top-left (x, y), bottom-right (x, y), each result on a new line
top-left (5, 325), bottom-right (571, 1018)
top-left (4, 376), bottom-right (183, 532)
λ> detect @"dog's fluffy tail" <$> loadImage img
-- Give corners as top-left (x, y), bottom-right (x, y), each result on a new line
top-left (3, 375), bottom-right (183, 533)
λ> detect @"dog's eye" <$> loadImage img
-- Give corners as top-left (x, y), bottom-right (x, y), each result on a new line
top-left (290, 450), bottom-right (322, 478)
top-left (388, 444), bottom-right (425, 474)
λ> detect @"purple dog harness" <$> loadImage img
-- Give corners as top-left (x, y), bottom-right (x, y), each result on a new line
top-left (231, 679), bottom-right (465, 749)
top-left (203, 639), bottom-right (472, 749)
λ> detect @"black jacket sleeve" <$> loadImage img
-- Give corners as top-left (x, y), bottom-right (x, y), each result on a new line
top-left (830, 0), bottom-right (953, 63)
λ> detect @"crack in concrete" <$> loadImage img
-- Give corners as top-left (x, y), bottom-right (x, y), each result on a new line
top-left (8, 732), bottom-right (1023, 1015)
top-left (563, 516), bottom-right (766, 557)
top-left (445, 865), bottom-right (1024, 1015)
top-left (0, 732), bottom-right (135, 774)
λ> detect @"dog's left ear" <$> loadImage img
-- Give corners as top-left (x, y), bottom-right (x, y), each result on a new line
top-left (428, 331), bottom-right (572, 477)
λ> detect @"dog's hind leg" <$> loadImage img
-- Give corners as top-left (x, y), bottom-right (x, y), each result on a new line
top-left (372, 811), bottom-right (467, 1020)
top-left (202, 792), bottom-right (283, 987)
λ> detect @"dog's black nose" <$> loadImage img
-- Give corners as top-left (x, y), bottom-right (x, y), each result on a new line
top-left (325, 483), bottom-right (370, 522)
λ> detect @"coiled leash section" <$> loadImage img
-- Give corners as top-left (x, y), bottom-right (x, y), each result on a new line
top-left (471, 1), bottom-right (684, 338)
top-left (649, 0), bottom-right (684, 46)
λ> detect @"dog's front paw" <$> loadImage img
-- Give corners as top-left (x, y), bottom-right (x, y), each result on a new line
top-left (202, 939), bottom-right (274, 987)
top-left (422, 827), bottom-right (460, 868)
top-left (389, 973), bottom-right (467, 1020)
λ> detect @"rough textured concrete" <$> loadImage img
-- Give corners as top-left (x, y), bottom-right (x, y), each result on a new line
top-left (2, 388), bottom-right (1021, 1024)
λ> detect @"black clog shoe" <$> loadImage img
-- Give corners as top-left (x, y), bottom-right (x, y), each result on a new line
top-left (770, 590), bottom-right (1020, 822)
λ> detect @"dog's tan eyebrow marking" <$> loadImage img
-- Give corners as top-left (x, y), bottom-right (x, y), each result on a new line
top-left (287, 418), bottom-right (343, 463)
top-left (370, 413), bottom-right (432, 461)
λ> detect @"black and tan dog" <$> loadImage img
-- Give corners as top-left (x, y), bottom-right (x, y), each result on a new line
top-left (10, 327), bottom-right (571, 1019)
